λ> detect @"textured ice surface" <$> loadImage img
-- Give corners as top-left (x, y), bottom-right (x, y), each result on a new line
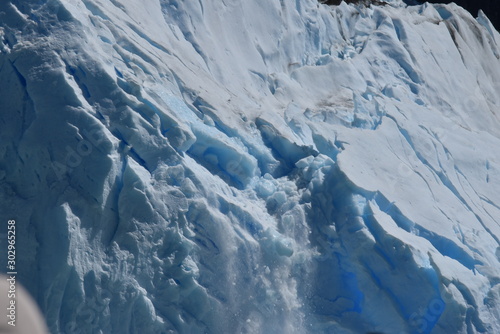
top-left (1, 0), bottom-right (500, 333)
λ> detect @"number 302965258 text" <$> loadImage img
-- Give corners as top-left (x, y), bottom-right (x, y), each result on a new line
top-left (7, 220), bottom-right (16, 272)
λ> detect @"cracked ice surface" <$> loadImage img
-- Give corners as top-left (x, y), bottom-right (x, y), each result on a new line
top-left (1, 0), bottom-right (500, 333)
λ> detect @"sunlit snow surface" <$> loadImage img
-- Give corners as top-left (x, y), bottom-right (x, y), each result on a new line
top-left (1, 0), bottom-right (500, 333)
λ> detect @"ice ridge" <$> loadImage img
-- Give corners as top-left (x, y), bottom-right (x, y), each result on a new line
top-left (1, 0), bottom-right (500, 333)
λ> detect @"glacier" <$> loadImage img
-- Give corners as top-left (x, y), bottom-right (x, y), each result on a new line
top-left (1, 0), bottom-right (500, 333)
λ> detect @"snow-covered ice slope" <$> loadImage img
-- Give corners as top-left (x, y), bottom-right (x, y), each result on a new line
top-left (1, 0), bottom-right (500, 333)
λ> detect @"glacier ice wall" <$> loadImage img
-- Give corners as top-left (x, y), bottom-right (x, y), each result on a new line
top-left (1, 0), bottom-right (500, 333)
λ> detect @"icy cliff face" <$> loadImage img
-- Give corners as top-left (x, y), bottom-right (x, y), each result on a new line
top-left (1, 0), bottom-right (500, 333)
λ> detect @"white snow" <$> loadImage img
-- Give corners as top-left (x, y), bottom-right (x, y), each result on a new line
top-left (1, 0), bottom-right (500, 333)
